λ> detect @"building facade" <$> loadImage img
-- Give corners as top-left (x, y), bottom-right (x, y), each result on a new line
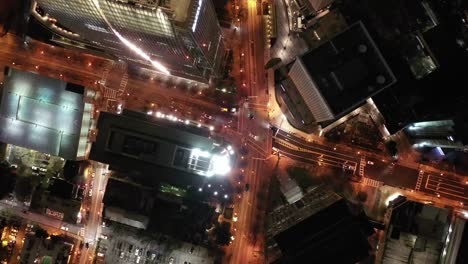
top-left (33, 0), bottom-right (225, 84)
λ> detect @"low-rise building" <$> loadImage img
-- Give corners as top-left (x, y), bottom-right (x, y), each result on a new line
top-left (0, 67), bottom-right (95, 160)
top-left (30, 178), bottom-right (81, 224)
top-left (20, 234), bottom-right (73, 264)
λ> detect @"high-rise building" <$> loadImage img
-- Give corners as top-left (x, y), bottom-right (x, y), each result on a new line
top-left (33, 0), bottom-right (225, 84)
top-left (89, 109), bottom-right (233, 188)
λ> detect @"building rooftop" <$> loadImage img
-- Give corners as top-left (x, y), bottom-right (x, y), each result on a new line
top-left (380, 197), bottom-right (451, 264)
top-left (298, 21), bottom-right (396, 116)
top-left (0, 68), bottom-right (93, 160)
top-left (273, 199), bottom-right (372, 264)
top-left (90, 110), bottom-right (232, 188)
top-left (103, 178), bottom-right (154, 218)
top-left (20, 234), bottom-right (73, 264)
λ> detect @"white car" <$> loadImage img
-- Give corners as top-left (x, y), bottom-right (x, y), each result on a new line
top-left (367, 161), bottom-right (375, 165)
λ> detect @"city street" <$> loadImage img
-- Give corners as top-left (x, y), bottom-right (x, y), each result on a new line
top-left (272, 128), bottom-right (468, 205)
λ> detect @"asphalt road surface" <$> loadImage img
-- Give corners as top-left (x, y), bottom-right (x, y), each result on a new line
top-left (273, 129), bottom-right (468, 205)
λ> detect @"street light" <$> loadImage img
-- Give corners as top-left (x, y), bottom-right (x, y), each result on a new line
top-left (274, 115), bottom-right (287, 137)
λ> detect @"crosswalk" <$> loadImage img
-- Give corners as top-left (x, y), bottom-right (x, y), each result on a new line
top-left (363, 177), bottom-right (383, 188)
top-left (119, 72), bottom-right (128, 91)
top-left (359, 156), bottom-right (365, 176)
top-left (415, 170), bottom-right (424, 191)
top-left (103, 87), bottom-right (118, 99)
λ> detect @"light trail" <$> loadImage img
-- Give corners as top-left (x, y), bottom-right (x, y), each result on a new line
top-left (90, 0), bottom-right (170, 75)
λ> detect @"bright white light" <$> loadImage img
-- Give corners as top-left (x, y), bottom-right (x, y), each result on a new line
top-left (224, 194), bottom-right (228, 199)
top-left (192, 0), bottom-right (203, 32)
top-left (209, 154), bottom-right (231, 176)
top-left (227, 145), bottom-right (232, 151)
top-left (156, 111), bottom-right (162, 117)
top-left (90, 0), bottom-right (170, 75)
top-left (463, 211), bottom-right (468, 218)
top-left (385, 192), bottom-right (402, 206)
top-left (209, 126), bottom-right (214, 131)
top-left (229, 150), bottom-right (235, 155)
top-left (147, 110), bottom-right (153, 115)
top-left (112, 30), bottom-right (170, 75)
top-left (197, 123), bottom-right (202, 128)
top-left (207, 184), bottom-right (211, 188)
top-left (185, 120), bottom-right (190, 125)
top-left (191, 148), bottom-right (211, 158)
top-left (214, 191), bottom-right (218, 196)
top-left (198, 188), bottom-right (202, 192)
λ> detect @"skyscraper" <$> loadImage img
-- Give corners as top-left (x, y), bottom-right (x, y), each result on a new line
top-left (33, 0), bottom-right (225, 84)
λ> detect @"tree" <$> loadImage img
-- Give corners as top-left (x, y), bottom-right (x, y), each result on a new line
top-left (50, 235), bottom-right (63, 244)
top-left (63, 160), bottom-right (82, 183)
top-left (34, 227), bottom-right (49, 239)
top-left (265, 58), bottom-right (282, 69)
top-left (287, 166), bottom-right (321, 191)
top-left (14, 176), bottom-right (33, 202)
top-left (0, 163), bottom-right (15, 199)
top-left (356, 191), bottom-right (368, 203)
top-left (213, 222), bottom-right (231, 246)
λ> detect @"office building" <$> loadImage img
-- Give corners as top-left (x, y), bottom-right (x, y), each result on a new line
top-left (378, 196), bottom-right (452, 264)
top-left (266, 185), bottom-right (373, 263)
top-left (90, 110), bottom-right (233, 188)
top-left (0, 67), bottom-right (94, 160)
top-left (33, 0), bottom-right (225, 84)
top-left (405, 119), bottom-right (468, 152)
top-left (275, 22), bottom-right (396, 132)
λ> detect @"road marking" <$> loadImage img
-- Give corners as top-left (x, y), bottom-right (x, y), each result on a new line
top-left (276, 143), bottom-right (354, 169)
top-left (276, 131), bottom-right (357, 160)
top-left (415, 170), bottom-right (424, 191)
top-left (363, 177), bottom-right (383, 188)
top-left (424, 175), bottom-right (467, 199)
top-left (102, 86), bottom-right (117, 99)
top-left (359, 156), bottom-right (365, 177)
top-left (274, 138), bottom-right (357, 166)
top-left (119, 73), bottom-right (128, 91)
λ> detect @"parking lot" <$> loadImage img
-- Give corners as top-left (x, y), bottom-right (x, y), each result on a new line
top-left (97, 225), bottom-right (215, 264)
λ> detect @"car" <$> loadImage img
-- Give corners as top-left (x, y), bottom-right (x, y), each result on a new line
top-left (367, 161), bottom-right (374, 165)
top-left (248, 133), bottom-right (259, 141)
top-left (60, 225), bottom-right (69, 231)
